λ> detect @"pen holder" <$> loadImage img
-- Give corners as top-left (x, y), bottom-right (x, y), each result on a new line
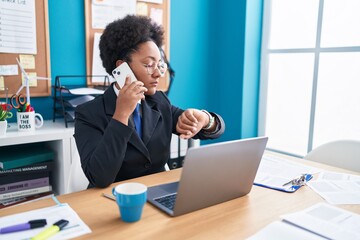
top-left (17, 111), bottom-right (44, 132)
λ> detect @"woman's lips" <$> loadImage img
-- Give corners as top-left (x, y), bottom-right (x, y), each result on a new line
top-left (149, 81), bottom-right (158, 87)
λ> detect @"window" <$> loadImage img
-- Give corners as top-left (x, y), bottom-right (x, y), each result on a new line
top-left (259, 0), bottom-right (360, 156)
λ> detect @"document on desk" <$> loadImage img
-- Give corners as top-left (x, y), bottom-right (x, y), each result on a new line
top-left (247, 221), bottom-right (328, 240)
top-left (254, 154), bottom-right (320, 192)
top-left (306, 171), bottom-right (360, 204)
top-left (282, 203), bottom-right (360, 240)
top-left (248, 203), bottom-right (360, 240)
top-left (0, 203), bottom-right (91, 240)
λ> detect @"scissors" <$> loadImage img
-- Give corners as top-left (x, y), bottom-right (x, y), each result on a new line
top-left (1, 102), bottom-right (12, 111)
top-left (10, 94), bottom-right (29, 112)
top-left (0, 103), bottom-right (13, 119)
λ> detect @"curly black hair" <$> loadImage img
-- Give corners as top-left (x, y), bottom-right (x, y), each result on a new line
top-left (99, 15), bottom-right (164, 75)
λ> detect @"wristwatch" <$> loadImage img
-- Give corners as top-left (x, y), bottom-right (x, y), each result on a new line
top-left (201, 110), bottom-right (215, 130)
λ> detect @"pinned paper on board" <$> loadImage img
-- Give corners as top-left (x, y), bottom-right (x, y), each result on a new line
top-left (91, 0), bottom-right (136, 29)
top-left (19, 55), bottom-right (36, 69)
top-left (0, 0), bottom-right (37, 54)
top-left (92, 33), bottom-right (111, 82)
top-left (0, 0), bottom-right (51, 99)
top-left (150, 8), bottom-right (163, 25)
top-left (22, 72), bottom-right (38, 87)
top-left (137, 2), bottom-right (148, 16)
top-left (0, 65), bottom-right (18, 76)
top-left (0, 76), bottom-right (4, 90)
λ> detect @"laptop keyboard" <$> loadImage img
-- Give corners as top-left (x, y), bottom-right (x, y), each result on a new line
top-left (154, 193), bottom-right (177, 210)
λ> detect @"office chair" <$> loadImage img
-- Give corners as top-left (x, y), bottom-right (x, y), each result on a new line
top-left (68, 139), bottom-right (89, 193)
top-left (68, 159), bottom-right (89, 193)
top-left (304, 140), bottom-right (360, 172)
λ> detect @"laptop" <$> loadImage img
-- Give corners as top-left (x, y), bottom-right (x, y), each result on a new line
top-left (147, 136), bottom-right (268, 216)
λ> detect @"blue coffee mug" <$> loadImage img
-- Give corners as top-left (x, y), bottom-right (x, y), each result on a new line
top-left (112, 182), bottom-right (147, 222)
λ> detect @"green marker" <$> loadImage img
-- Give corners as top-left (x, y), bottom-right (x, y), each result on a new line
top-left (31, 219), bottom-right (69, 240)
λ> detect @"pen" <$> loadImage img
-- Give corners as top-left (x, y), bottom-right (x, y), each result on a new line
top-left (282, 174), bottom-right (308, 187)
top-left (102, 193), bottom-right (116, 201)
top-left (31, 219), bottom-right (69, 240)
top-left (0, 219), bottom-right (47, 234)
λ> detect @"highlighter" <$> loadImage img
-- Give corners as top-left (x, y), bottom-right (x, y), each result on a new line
top-left (31, 219), bottom-right (69, 240)
top-left (0, 219), bottom-right (47, 234)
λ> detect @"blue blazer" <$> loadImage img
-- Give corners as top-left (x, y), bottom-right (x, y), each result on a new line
top-left (74, 84), bottom-right (225, 188)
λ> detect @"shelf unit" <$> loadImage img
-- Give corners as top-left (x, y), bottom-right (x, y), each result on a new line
top-left (0, 121), bottom-right (77, 195)
top-left (52, 75), bottom-right (109, 127)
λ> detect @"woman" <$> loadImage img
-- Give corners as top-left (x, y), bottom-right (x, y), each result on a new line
top-left (74, 15), bottom-right (225, 188)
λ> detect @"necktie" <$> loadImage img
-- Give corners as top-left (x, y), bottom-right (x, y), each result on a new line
top-left (133, 103), bottom-right (142, 139)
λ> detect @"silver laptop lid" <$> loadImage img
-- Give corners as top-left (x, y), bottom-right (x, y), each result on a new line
top-left (173, 136), bottom-right (268, 216)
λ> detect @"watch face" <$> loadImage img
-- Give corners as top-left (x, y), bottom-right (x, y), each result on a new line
top-left (201, 110), bottom-right (214, 130)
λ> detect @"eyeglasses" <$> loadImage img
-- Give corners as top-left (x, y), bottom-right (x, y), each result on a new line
top-left (143, 61), bottom-right (168, 76)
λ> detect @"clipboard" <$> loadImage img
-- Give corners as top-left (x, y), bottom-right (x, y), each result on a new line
top-left (254, 173), bottom-right (313, 193)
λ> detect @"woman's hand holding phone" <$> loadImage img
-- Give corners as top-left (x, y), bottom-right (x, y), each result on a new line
top-left (113, 77), bottom-right (148, 125)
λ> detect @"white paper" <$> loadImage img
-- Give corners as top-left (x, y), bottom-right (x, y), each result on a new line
top-left (247, 221), bottom-right (327, 240)
top-left (282, 203), bottom-right (360, 240)
top-left (254, 154), bottom-right (320, 190)
top-left (0, 203), bottom-right (91, 240)
top-left (317, 171), bottom-right (360, 181)
top-left (180, 138), bottom-right (188, 157)
top-left (0, 0), bottom-right (37, 54)
top-left (307, 171), bottom-right (360, 204)
top-left (170, 134), bottom-right (179, 159)
top-left (0, 65), bottom-right (18, 76)
top-left (66, 88), bottom-right (104, 95)
top-left (150, 8), bottom-right (163, 25)
top-left (92, 0), bottom-right (136, 29)
top-left (92, 33), bottom-right (112, 83)
top-left (138, 0), bottom-right (163, 4)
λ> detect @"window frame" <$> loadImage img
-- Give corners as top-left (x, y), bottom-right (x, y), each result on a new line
top-left (258, 0), bottom-right (360, 157)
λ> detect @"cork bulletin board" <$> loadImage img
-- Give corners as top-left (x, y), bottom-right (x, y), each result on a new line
top-left (0, 0), bottom-right (51, 98)
top-left (84, 0), bottom-right (170, 91)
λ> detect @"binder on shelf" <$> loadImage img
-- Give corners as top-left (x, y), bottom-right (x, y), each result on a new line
top-left (0, 161), bottom-right (54, 177)
top-left (1, 161), bottom-right (54, 185)
top-left (0, 159), bottom-right (53, 206)
top-left (167, 134), bottom-right (200, 170)
top-left (0, 177), bottom-right (50, 195)
top-left (0, 145), bottom-right (54, 170)
top-left (1, 172), bottom-right (50, 186)
top-left (0, 185), bottom-right (52, 201)
top-left (0, 191), bottom-right (53, 209)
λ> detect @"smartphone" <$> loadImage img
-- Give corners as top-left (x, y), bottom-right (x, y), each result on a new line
top-left (112, 62), bottom-right (137, 88)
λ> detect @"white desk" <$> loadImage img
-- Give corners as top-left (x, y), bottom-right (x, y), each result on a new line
top-left (0, 121), bottom-right (78, 195)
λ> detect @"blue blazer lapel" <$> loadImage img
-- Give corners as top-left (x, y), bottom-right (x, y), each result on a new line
top-left (129, 130), bottom-right (151, 161)
top-left (141, 100), bottom-right (161, 146)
